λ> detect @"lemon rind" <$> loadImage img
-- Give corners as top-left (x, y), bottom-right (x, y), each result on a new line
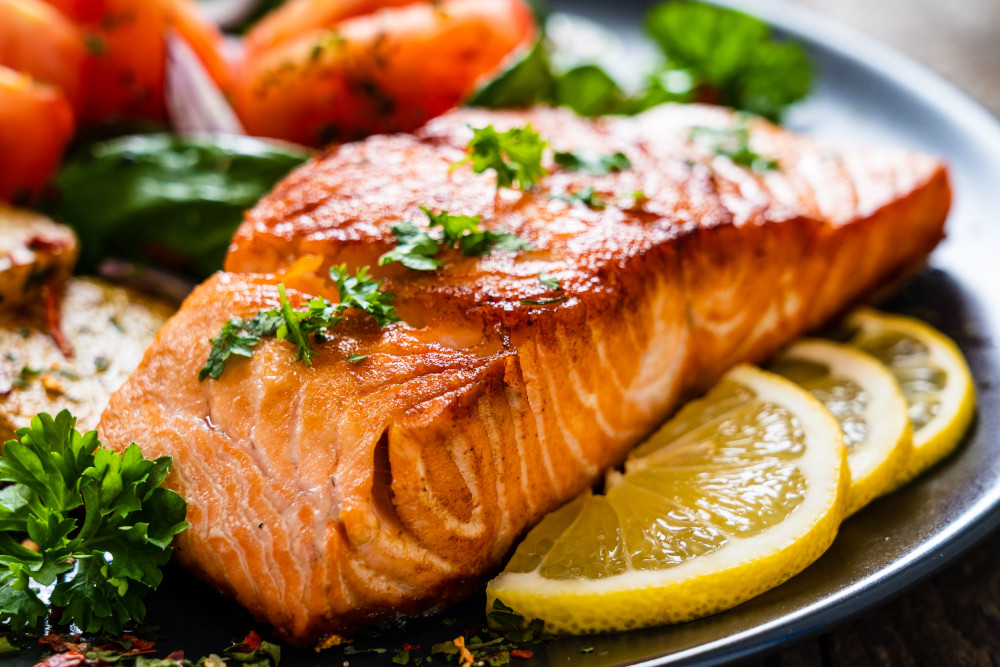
top-left (848, 308), bottom-right (976, 485)
top-left (777, 338), bottom-right (913, 515)
top-left (487, 365), bottom-right (848, 634)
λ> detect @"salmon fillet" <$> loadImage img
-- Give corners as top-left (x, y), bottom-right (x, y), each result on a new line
top-left (98, 105), bottom-right (950, 645)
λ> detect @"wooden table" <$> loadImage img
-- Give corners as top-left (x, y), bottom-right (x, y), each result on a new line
top-left (752, 1), bottom-right (1000, 664)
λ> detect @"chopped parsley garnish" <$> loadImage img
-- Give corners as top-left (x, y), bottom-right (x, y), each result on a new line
top-left (689, 122), bottom-right (779, 173)
top-left (11, 366), bottom-right (40, 390)
top-left (0, 411), bottom-right (188, 634)
top-left (553, 186), bottom-right (607, 210)
top-left (463, 125), bottom-right (548, 190)
top-left (199, 266), bottom-right (399, 381)
top-left (379, 207), bottom-right (531, 271)
top-left (346, 353), bottom-right (369, 364)
top-left (521, 296), bottom-right (569, 306)
top-left (538, 272), bottom-right (562, 291)
top-left (380, 221), bottom-right (444, 271)
top-left (553, 150), bottom-right (631, 175)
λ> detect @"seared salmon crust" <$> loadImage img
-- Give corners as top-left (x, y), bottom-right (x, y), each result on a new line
top-left (99, 105), bottom-right (950, 645)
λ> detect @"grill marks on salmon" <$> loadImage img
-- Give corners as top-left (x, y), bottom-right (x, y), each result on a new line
top-left (98, 105), bottom-right (950, 645)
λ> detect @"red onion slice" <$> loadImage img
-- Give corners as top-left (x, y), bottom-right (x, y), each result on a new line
top-left (165, 30), bottom-right (245, 135)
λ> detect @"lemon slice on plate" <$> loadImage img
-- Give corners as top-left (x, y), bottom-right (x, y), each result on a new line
top-left (486, 364), bottom-right (848, 634)
top-left (769, 339), bottom-right (912, 516)
top-left (842, 308), bottom-right (976, 487)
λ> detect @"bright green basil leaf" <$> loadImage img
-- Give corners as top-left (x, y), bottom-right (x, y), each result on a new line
top-left (41, 134), bottom-right (311, 278)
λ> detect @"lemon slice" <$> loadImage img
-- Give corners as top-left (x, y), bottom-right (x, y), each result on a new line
top-left (842, 308), bottom-right (976, 486)
top-left (486, 365), bottom-right (848, 634)
top-left (769, 339), bottom-right (912, 516)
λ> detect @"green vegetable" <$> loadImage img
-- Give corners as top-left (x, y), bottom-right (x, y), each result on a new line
top-left (521, 296), bottom-right (568, 306)
top-left (379, 207), bottom-right (531, 271)
top-left (380, 222), bottom-right (444, 272)
top-left (0, 411), bottom-right (188, 634)
top-left (645, 1), bottom-right (811, 120)
top-left (468, 36), bottom-right (623, 117)
top-left (553, 150), bottom-right (631, 175)
top-left (468, 39), bottom-right (557, 109)
top-left (0, 636), bottom-right (18, 656)
top-left (199, 310), bottom-right (284, 382)
top-left (200, 266), bottom-right (400, 381)
top-left (463, 125), bottom-right (548, 191)
top-left (538, 272), bottom-right (561, 291)
top-left (41, 134), bottom-right (311, 278)
top-left (553, 65), bottom-right (624, 117)
top-left (689, 121), bottom-right (779, 172)
top-left (553, 186), bottom-right (606, 210)
top-left (469, 2), bottom-right (810, 121)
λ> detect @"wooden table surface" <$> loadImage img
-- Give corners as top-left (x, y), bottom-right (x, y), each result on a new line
top-left (751, 1), bottom-right (1000, 664)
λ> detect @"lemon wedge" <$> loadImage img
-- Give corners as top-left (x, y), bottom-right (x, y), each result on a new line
top-left (486, 364), bottom-right (848, 634)
top-left (842, 308), bottom-right (976, 486)
top-left (769, 339), bottom-right (912, 516)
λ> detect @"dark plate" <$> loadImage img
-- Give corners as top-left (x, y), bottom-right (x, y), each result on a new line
top-left (13, 1), bottom-right (1000, 665)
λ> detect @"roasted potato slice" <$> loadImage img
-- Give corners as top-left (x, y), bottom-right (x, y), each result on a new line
top-left (0, 204), bottom-right (77, 308)
top-left (0, 277), bottom-right (174, 440)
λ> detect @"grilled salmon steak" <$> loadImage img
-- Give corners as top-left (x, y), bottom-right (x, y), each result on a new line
top-left (98, 105), bottom-right (950, 645)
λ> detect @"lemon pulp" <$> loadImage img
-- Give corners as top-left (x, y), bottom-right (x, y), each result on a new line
top-left (487, 365), bottom-right (847, 634)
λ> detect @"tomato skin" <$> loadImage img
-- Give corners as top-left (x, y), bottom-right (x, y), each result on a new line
top-left (234, 0), bottom-right (536, 146)
top-left (0, 0), bottom-right (87, 110)
top-left (244, 0), bottom-right (419, 58)
top-left (0, 67), bottom-right (75, 203)
top-left (37, 0), bottom-right (230, 125)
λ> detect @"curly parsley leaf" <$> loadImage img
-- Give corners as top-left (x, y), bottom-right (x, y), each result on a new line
top-left (379, 209), bottom-right (531, 271)
top-left (553, 186), bottom-right (606, 210)
top-left (463, 125), bottom-right (548, 191)
top-left (0, 411), bottom-right (188, 635)
top-left (201, 268), bottom-right (399, 380)
top-left (553, 150), bottom-right (631, 175)
top-left (198, 311), bottom-right (284, 381)
top-left (646, 1), bottom-right (811, 121)
top-left (378, 222), bottom-right (443, 272)
top-left (689, 121), bottom-right (779, 172)
top-left (331, 264), bottom-right (401, 328)
top-left (538, 272), bottom-right (562, 291)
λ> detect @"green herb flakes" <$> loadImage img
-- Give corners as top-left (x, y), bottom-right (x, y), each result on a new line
top-left (553, 186), bottom-right (607, 210)
top-left (463, 125), bottom-right (548, 191)
top-left (379, 207), bottom-right (530, 272)
top-left (200, 266), bottom-right (399, 381)
top-left (553, 150), bottom-right (631, 175)
top-left (689, 122), bottom-right (779, 173)
top-left (538, 272), bottom-right (562, 291)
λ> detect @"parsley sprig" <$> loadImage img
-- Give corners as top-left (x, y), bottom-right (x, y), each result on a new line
top-left (199, 266), bottom-right (400, 381)
top-left (0, 411), bottom-right (188, 634)
top-left (379, 207), bottom-right (531, 272)
top-left (463, 125), bottom-right (548, 191)
top-left (553, 150), bottom-right (631, 176)
top-left (553, 186), bottom-right (606, 210)
top-left (689, 121), bottom-right (779, 173)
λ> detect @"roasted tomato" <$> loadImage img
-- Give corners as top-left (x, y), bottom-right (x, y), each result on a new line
top-left (0, 0), bottom-right (87, 110)
top-left (233, 0), bottom-right (536, 146)
top-left (243, 0), bottom-right (418, 58)
top-left (0, 66), bottom-right (75, 203)
top-left (39, 0), bottom-right (230, 124)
